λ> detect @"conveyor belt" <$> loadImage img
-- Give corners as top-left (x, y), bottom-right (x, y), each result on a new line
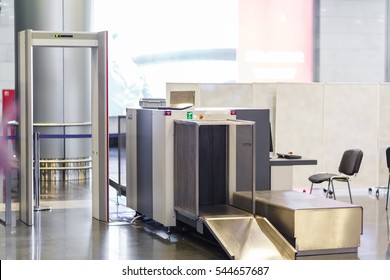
top-left (233, 191), bottom-right (363, 256)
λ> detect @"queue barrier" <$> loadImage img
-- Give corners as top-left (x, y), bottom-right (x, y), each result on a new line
top-left (0, 130), bottom-right (125, 226)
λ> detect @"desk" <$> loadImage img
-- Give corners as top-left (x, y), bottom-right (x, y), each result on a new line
top-left (270, 158), bottom-right (317, 190)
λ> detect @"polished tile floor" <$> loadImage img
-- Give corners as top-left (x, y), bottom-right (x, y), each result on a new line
top-left (1, 178), bottom-right (389, 260)
top-left (0, 179), bottom-right (228, 260)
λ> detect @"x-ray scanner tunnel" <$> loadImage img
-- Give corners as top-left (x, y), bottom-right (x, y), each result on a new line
top-left (173, 119), bottom-right (256, 221)
top-left (15, 0), bottom-right (93, 180)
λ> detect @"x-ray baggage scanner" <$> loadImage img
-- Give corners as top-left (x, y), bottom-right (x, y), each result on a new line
top-left (126, 108), bottom-right (270, 227)
top-left (126, 108), bottom-right (296, 260)
top-left (18, 30), bottom-right (109, 225)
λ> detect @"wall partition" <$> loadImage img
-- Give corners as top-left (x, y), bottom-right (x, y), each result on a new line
top-left (167, 82), bottom-right (390, 190)
top-left (275, 83), bottom-right (380, 189)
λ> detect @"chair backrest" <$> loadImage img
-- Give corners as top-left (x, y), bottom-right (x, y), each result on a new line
top-left (386, 147), bottom-right (390, 169)
top-left (338, 149), bottom-right (363, 176)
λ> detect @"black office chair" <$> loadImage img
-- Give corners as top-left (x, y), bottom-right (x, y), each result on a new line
top-left (386, 147), bottom-right (390, 210)
top-left (309, 149), bottom-right (363, 204)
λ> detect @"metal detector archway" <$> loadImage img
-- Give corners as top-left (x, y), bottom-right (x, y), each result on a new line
top-left (18, 29), bottom-right (109, 225)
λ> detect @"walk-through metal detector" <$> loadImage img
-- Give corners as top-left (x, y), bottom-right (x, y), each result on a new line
top-left (18, 29), bottom-right (109, 226)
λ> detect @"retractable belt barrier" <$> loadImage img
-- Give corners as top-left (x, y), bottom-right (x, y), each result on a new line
top-left (0, 132), bottom-right (125, 224)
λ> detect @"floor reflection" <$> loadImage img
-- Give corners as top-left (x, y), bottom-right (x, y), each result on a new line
top-left (0, 179), bottom-right (389, 260)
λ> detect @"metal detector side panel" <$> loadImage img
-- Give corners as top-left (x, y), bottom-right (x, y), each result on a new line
top-left (203, 216), bottom-right (296, 260)
top-left (19, 29), bottom-right (34, 225)
top-left (91, 31), bottom-right (109, 222)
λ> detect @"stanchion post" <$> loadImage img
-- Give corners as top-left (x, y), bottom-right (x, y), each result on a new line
top-left (116, 116), bottom-right (126, 201)
top-left (118, 116), bottom-right (121, 186)
top-left (33, 132), bottom-right (40, 209)
top-left (0, 171), bottom-right (12, 227)
top-left (33, 132), bottom-right (51, 212)
top-left (5, 172), bottom-right (12, 226)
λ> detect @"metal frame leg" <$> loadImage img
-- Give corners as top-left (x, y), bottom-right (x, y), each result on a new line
top-left (346, 180), bottom-right (353, 204)
top-left (386, 174), bottom-right (389, 210)
top-left (331, 179), bottom-right (352, 204)
top-left (326, 180), bottom-right (332, 198)
top-left (33, 132), bottom-right (51, 212)
top-left (330, 180), bottom-right (336, 200)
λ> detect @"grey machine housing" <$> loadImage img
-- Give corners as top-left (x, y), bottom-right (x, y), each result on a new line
top-left (125, 107), bottom-right (270, 228)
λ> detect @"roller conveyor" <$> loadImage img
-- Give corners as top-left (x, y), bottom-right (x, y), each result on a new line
top-left (176, 204), bottom-right (297, 260)
top-left (200, 210), bottom-right (296, 260)
top-left (127, 108), bottom-right (362, 259)
top-left (233, 190), bottom-right (363, 256)
top-left (202, 216), bottom-right (296, 260)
